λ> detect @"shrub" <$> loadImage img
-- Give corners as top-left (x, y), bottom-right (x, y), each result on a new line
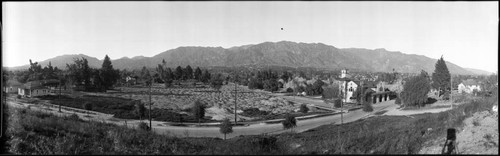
top-left (286, 88), bottom-right (294, 93)
top-left (138, 122), bottom-right (150, 131)
top-left (83, 102), bottom-right (93, 111)
top-left (363, 101), bottom-right (373, 112)
top-left (133, 101), bottom-right (146, 120)
top-left (282, 114), bottom-right (297, 131)
top-left (299, 104), bottom-right (309, 113)
top-left (441, 91), bottom-right (450, 100)
top-left (219, 118), bottom-right (233, 140)
top-left (395, 97), bottom-right (401, 104)
top-left (16, 95), bottom-right (21, 99)
top-left (242, 108), bottom-right (269, 117)
top-left (65, 114), bottom-right (82, 122)
top-left (334, 99), bottom-right (342, 108)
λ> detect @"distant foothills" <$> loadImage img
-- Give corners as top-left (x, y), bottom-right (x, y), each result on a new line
top-left (6, 41), bottom-right (493, 75)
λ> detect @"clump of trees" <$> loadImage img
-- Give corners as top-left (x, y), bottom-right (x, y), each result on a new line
top-left (322, 84), bottom-right (341, 108)
top-left (305, 80), bottom-right (325, 96)
top-left (248, 70), bottom-right (281, 92)
top-left (400, 70), bottom-right (431, 108)
top-left (219, 118), bottom-right (233, 140)
top-left (66, 55), bottom-right (120, 92)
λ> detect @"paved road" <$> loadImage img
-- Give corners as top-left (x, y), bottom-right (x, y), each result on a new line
top-left (150, 100), bottom-right (395, 138)
top-left (6, 95), bottom-right (395, 139)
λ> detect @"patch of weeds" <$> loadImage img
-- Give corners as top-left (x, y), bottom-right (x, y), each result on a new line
top-left (472, 119), bottom-right (481, 126)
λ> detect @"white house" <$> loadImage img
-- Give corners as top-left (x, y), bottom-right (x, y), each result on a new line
top-left (18, 81), bottom-right (50, 97)
top-left (458, 79), bottom-right (481, 94)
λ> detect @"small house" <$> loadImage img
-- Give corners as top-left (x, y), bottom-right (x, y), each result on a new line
top-left (18, 81), bottom-right (50, 97)
top-left (4, 79), bottom-right (23, 93)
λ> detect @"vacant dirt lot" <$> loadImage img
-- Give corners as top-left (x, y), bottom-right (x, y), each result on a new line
top-left (85, 83), bottom-right (302, 121)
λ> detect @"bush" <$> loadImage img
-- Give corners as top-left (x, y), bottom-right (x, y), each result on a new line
top-left (286, 88), bottom-right (294, 93)
top-left (138, 122), bottom-right (150, 131)
top-left (334, 99), bottom-right (342, 108)
top-left (362, 101), bottom-right (373, 112)
top-left (242, 108), bottom-right (269, 117)
top-left (65, 114), bottom-right (82, 122)
top-left (282, 114), bottom-right (297, 131)
top-left (219, 118), bottom-right (233, 140)
top-left (83, 102), bottom-right (93, 111)
top-left (395, 97), bottom-right (401, 104)
top-left (299, 104), bottom-right (309, 113)
top-left (16, 95), bottom-right (21, 99)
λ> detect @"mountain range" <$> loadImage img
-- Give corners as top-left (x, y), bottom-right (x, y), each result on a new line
top-left (6, 41), bottom-right (490, 75)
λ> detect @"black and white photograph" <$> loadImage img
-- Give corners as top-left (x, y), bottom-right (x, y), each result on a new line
top-left (1, 1), bottom-right (498, 155)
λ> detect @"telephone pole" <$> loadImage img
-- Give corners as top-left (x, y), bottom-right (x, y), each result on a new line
top-left (149, 76), bottom-right (152, 130)
top-left (234, 79), bottom-right (238, 124)
top-left (450, 74), bottom-right (453, 109)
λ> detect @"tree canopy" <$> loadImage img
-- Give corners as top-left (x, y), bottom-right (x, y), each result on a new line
top-left (401, 70), bottom-right (431, 108)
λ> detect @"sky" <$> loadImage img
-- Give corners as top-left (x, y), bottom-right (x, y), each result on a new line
top-left (2, 2), bottom-right (498, 73)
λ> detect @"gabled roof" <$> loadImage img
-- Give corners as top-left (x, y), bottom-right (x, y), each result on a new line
top-left (21, 81), bottom-right (49, 90)
top-left (6, 79), bottom-right (23, 87)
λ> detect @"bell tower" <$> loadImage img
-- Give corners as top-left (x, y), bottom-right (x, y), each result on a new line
top-left (340, 69), bottom-right (348, 78)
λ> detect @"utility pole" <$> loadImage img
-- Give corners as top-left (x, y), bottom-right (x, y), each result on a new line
top-left (149, 76), bottom-right (152, 130)
top-left (59, 73), bottom-right (62, 112)
top-left (451, 74), bottom-right (453, 109)
top-left (234, 77), bottom-right (238, 124)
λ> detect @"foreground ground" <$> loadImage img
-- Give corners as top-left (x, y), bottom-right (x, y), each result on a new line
top-left (4, 92), bottom-right (497, 154)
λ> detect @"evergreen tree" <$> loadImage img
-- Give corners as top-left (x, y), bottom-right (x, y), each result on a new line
top-left (431, 56), bottom-right (451, 96)
top-left (192, 100), bottom-right (206, 125)
top-left (194, 67), bottom-right (203, 81)
top-left (401, 70), bottom-right (431, 108)
top-left (175, 66), bottom-right (183, 80)
top-left (184, 65), bottom-right (193, 80)
top-left (201, 69), bottom-right (211, 83)
top-left (141, 66), bottom-right (151, 86)
top-left (99, 55), bottom-right (119, 90)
